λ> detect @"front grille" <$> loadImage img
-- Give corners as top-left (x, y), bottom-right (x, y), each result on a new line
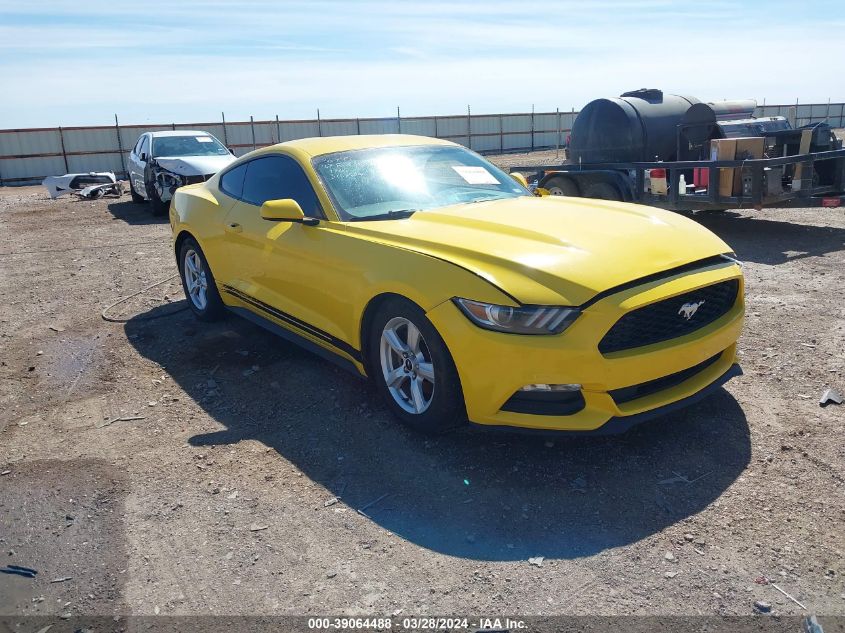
top-left (598, 279), bottom-right (739, 354)
top-left (609, 353), bottom-right (722, 405)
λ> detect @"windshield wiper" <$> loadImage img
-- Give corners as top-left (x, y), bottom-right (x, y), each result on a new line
top-left (349, 209), bottom-right (420, 221)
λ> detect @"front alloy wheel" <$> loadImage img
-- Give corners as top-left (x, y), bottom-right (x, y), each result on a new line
top-left (178, 237), bottom-right (224, 322)
top-left (379, 317), bottom-right (436, 414)
top-left (183, 249), bottom-right (209, 311)
top-left (369, 297), bottom-right (465, 434)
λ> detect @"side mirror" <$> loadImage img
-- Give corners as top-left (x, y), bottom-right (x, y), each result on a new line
top-left (510, 172), bottom-right (529, 188)
top-left (260, 198), bottom-right (319, 225)
top-left (229, 147), bottom-right (235, 155)
top-left (140, 152), bottom-right (147, 162)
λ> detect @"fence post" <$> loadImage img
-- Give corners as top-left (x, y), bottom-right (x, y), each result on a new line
top-left (275, 114), bottom-right (281, 144)
top-left (221, 112), bottom-right (228, 148)
top-left (114, 114), bottom-right (126, 177)
top-left (397, 106), bottom-right (401, 133)
top-left (317, 109), bottom-right (322, 137)
top-left (356, 117), bottom-right (361, 135)
top-left (530, 104), bottom-right (535, 152)
top-left (499, 113), bottom-right (504, 153)
top-left (58, 126), bottom-right (69, 173)
top-left (556, 107), bottom-right (561, 158)
top-left (466, 105), bottom-right (471, 149)
top-left (171, 123), bottom-right (176, 131)
top-left (250, 115), bottom-right (256, 150)
top-left (826, 98), bottom-right (831, 125)
top-left (434, 116), bottom-right (438, 139)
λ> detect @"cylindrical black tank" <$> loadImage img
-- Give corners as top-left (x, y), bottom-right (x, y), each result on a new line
top-left (569, 89), bottom-right (700, 163)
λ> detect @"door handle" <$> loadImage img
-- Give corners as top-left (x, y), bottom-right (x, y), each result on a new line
top-left (225, 222), bottom-right (242, 233)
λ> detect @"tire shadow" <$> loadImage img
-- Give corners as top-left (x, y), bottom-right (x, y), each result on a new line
top-left (126, 304), bottom-right (750, 561)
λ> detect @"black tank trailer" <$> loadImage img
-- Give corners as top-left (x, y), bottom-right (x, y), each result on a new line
top-left (513, 89), bottom-right (845, 212)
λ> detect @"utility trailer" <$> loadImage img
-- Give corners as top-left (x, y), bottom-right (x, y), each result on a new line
top-left (512, 89), bottom-right (845, 211)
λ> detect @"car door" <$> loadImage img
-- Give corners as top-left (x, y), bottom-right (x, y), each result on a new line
top-left (220, 153), bottom-right (354, 350)
top-left (129, 134), bottom-right (149, 196)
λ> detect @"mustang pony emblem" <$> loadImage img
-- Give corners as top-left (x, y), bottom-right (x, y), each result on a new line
top-left (678, 300), bottom-right (705, 320)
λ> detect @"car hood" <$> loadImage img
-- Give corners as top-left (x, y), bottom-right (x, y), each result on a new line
top-left (345, 196), bottom-right (733, 306)
top-left (153, 154), bottom-right (235, 176)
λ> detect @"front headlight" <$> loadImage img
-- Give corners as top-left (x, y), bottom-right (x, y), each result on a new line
top-left (452, 298), bottom-right (580, 335)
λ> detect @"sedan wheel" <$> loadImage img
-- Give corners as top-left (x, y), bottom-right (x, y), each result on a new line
top-left (379, 316), bottom-right (436, 414)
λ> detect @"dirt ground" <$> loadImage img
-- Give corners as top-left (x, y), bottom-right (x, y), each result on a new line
top-left (0, 153), bottom-right (843, 624)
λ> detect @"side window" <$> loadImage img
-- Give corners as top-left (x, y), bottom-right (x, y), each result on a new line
top-left (132, 137), bottom-right (143, 155)
top-left (240, 155), bottom-right (322, 216)
top-left (138, 135), bottom-right (149, 157)
top-left (219, 163), bottom-right (248, 200)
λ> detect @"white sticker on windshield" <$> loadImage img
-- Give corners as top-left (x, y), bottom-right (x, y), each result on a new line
top-left (451, 165), bottom-right (499, 185)
top-left (196, 136), bottom-right (213, 143)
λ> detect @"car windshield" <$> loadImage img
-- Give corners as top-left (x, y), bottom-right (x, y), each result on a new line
top-left (312, 145), bottom-right (529, 221)
top-left (152, 135), bottom-right (229, 158)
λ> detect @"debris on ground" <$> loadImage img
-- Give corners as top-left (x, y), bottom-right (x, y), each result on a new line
top-left (42, 172), bottom-right (124, 200)
top-left (528, 557), bottom-right (544, 567)
top-left (819, 387), bottom-right (843, 406)
top-left (0, 564), bottom-right (37, 578)
top-left (249, 523), bottom-right (268, 532)
top-left (754, 600), bottom-right (772, 613)
top-left (49, 576), bottom-right (73, 583)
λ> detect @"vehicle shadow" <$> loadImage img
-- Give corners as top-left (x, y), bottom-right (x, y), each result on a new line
top-left (106, 200), bottom-right (167, 225)
top-left (126, 304), bottom-right (750, 561)
top-left (692, 210), bottom-right (845, 265)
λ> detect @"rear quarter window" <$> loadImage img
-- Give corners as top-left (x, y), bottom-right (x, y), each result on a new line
top-left (219, 163), bottom-right (248, 199)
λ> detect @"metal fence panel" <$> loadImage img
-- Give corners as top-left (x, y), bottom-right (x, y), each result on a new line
top-left (0, 156), bottom-right (66, 181)
top-left (435, 116), bottom-right (469, 138)
top-left (319, 120), bottom-right (359, 137)
top-left (66, 153), bottom-right (124, 174)
top-left (0, 129), bottom-right (63, 157)
top-left (358, 118), bottom-right (400, 134)
top-left (399, 118), bottom-right (436, 136)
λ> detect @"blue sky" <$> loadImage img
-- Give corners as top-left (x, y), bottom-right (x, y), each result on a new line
top-left (1, 0), bottom-right (843, 128)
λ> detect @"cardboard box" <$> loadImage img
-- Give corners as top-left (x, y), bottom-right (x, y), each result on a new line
top-left (732, 137), bottom-right (765, 196)
top-left (710, 138), bottom-right (737, 198)
top-left (792, 129), bottom-right (813, 187)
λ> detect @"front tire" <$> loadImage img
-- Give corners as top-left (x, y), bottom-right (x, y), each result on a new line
top-left (369, 298), bottom-right (465, 434)
top-left (178, 238), bottom-right (225, 322)
top-left (129, 175), bottom-right (145, 203)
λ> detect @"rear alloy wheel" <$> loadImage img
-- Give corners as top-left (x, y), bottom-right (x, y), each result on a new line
top-left (544, 175), bottom-right (580, 197)
top-left (178, 238), bottom-right (225, 322)
top-left (370, 298), bottom-right (465, 434)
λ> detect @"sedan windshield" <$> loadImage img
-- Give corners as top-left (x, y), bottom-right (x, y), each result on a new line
top-left (152, 135), bottom-right (229, 158)
top-left (312, 145), bottom-right (529, 221)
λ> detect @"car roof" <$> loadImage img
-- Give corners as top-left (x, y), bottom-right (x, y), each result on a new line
top-left (147, 130), bottom-right (216, 138)
top-left (272, 134), bottom-right (456, 157)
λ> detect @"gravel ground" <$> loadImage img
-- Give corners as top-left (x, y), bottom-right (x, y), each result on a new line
top-left (0, 153), bottom-right (843, 623)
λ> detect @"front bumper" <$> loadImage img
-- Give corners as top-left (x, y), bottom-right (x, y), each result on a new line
top-left (425, 261), bottom-right (744, 432)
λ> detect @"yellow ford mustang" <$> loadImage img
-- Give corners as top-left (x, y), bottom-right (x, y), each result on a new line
top-left (170, 134), bottom-right (743, 434)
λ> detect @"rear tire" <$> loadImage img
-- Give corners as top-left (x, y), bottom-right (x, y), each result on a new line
top-left (368, 297), bottom-right (465, 434)
top-left (544, 175), bottom-right (580, 197)
top-left (583, 181), bottom-right (622, 201)
top-left (178, 238), bottom-right (225, 322)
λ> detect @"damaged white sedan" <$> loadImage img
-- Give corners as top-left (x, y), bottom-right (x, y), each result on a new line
top-left (127, 131), bottom-right (236, 215)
